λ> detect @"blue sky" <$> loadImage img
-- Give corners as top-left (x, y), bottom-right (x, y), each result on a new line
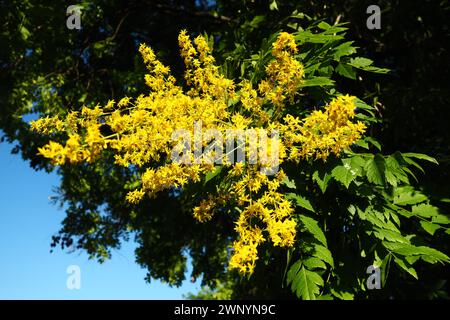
top-left (0, 138), bottom-right (201, 299)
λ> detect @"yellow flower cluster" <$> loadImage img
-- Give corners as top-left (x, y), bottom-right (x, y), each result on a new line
top-left (281, 95), bottom-right (366, 160)
top-left (31, 31), bottom-right (366, 275)
top-left (141, 163), bottom-right (208, 197)
top-left (30, 105), bottom-right (108, 165)
top-left (259, 32), bottom-right (304, 107)
top-left (228, 169), bottom-right (296, 274)
top-left (30, 116), bottom-right (65, 134)
top-left (179, 30), bottom-right (235, 99)
top-left (125, 189), bottom-right (146, 204)
top-left (193, 196), bottom-right (217, 223)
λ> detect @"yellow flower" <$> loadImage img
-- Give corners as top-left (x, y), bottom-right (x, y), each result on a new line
top-left (193, 196), bottom-right (216, 222)
top-left (272, 32), bottom-right (298, 56)
top-left (259, 32), bottom-right (304, 107)
top-left (126, 189), bottom-right (146, 204)
top-left (37, 141), bottom-right (66, 165)
top-left (118, 96), bottom-right (131, 107)
top-left (267, 218), bottom-right (296, 247)
top-left (229, 162), bottom-right (245, 177)
top-left (105, 99), bottom-right (115, 110)
top-left (65, 134), bottom-right (84, 163)
top-left (229, 226), bottom-right (265, 274)
top-left (281, 95), bottom-right (366, 161)
top-left (30, 116), bottom-right (64, 134)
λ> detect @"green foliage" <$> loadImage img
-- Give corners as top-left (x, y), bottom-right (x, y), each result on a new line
top-left (283, 143), bottom-right (450, 299)
top-left (287, 263), bottom-right (324, 300)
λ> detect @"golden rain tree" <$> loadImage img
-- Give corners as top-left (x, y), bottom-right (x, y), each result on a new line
top-left (30, 24), bottom-right (450, 299)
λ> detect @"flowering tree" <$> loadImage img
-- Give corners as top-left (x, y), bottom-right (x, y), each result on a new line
top-left (30, 23), bottom-right (450, 299)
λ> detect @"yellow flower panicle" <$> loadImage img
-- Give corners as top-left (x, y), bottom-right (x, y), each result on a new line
top-left (229, 226), bottom-right (264, 274)
top-left (30, 116), bottom-right (64, 134)
top-left (126, 189), bottom-right (146, 204)
top-left (141, 163), bottom-right (205, 197)
top-left (31, 31), bottom-right (370, 276)
top-left (281, 95), bottom-right (366, 161)
top-left (139, 43), bottom-right (174, 92)
top-left (179, 30), bottom-right (235, 100)
top-left (259, 32), bottom-right (304, 107)
top-left (193, 196), bottom-right (216, 223)
top-left (225, 168), bottom-right (296, 274)
top-left (37, 140), bottom-right (66, 165)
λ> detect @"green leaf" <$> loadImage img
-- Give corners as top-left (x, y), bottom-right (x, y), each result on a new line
top-left (364, 154), bottom-right (386, 185)
top-left (269, 0), bottom-right (278, 11)
top-left (282, 177), bottom-right (296, 189)
top-left (432, 214), bottom-right (450, 225)
top-left (384, 155), bottom-right (409, 187)
top-left (385, 170), bottom-right (397, 187)
top-left (332, 165), bottom-right (354, 188)
top-left (394, 188), bottom-right (428, 205)
top-left (354, 139), bottom-right (369, 149)
top-left (333, 41), bottom-right (357, 60)
top-left (330, 289), bottom-right (354, 300)
top-left (373, 228), bottom-right (408, 243)
top-left (303, 62), bottom-right (321, 74)
top-left (300, 77), bottom-right (335, 87)
top-left (287, 22), bottom-right (299, 31)
top-left (415, 247), bottom-right (450, 263)
top-left (354, 98), bottom-right (375, 111)
top-left (290, 266), bottom-right (323, 300)
top-left (317, 22), bottom-right (348, 34)
top-left (124, 179), bottom-right (141, 190)
top-left (387, 155), bottom-right (409, 184)
top-left (420, 221), bottom-right (441, 235)
top-left (412, 204), bottom-right (439, 218)
top-left (348, 57), bottom-right (390, 73)
top-left (316, 294), bottom-right (334, 300)
top-left (383, 242), bottom-right (450, 264)
top-left (403, 157), bottom-right (425, 173)
top-left (286, 260), bottom-right (302, 284)
top-left (295, 31), bottom-right (344, 44)
top-left (299, 215), bottom-right (327, 246)
top-left (380, 253), bottom-right (392, 286)
top-left (303, 257), bottom-right (327, 270)
top-left (394, 257), bottom-right (418, 279)
top-left (287, 193), bottom-right (314, 212)
top-left (385, 169), bottom-right (398, 187)
top-left (365, 137), bottom-right (382, 151)
top-left (347, 204), bottom-right (357, 216)
top-left (336, 63), bottom-right (356, 79)
top-left (359, 65), bottom-right (390, 73)
top-left (249, 15), bottom-right (265, 28)
top-left (204, 166), bottom-right (222, 184)
top-left (348, 57), bottom-right (373, 68)
top-left (314, 244), bottom-right (334, 268)
top-left (312, 170), bottom-right (331, 193)
top-left (317, 21), bottom-right (332, 30)
top-left (362, 208), bottom-right (400, 232)
top-left (78, 93), bottom-right (88, 103)
top-left (332, 157), bottom-right (364, 188)
top-left (402, 153), bottom-right (438, 164)
top-left (402, 167), bottom-right (418, 182)
top-left (20, 26), bottom-right (31, 40)
top-left (355, 112), bottom-right (378, 123)
top-left (382, 241), bottom-right (413, 253)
